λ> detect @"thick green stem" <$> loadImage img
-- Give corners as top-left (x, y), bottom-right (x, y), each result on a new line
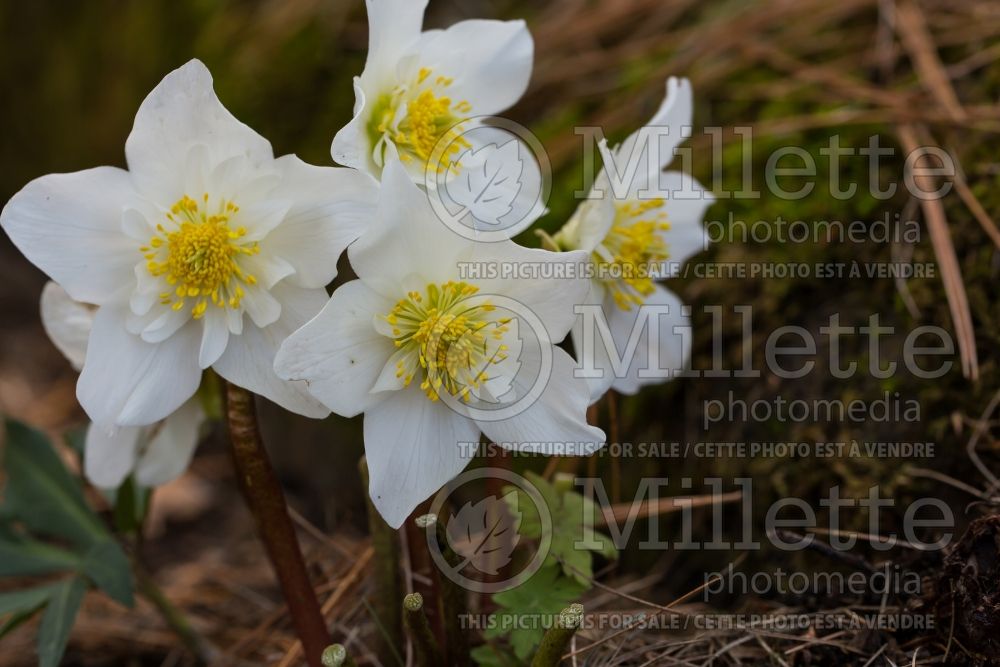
top-left (225, 382), bottom-right (330, 667)
top-left (416, 513), bottom-right (470, 666)
top-left (531, 604), bottom-right (584, 667)
top-left (358, 456), bottom-right (404, 664)
top-left (403, 593), bottom-right (444, 667)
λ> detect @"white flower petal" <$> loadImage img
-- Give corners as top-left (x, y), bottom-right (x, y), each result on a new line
top-left (241, 253), bottom-right (295, 290)
top-left (364, 386), bottom-right (480, 528)
top-left (125, 59), bottom-right (274, 202)
top-left (370, 347), bottom-right (412, 394)
top-left (239, 198), bottom-right (292, 242)
top-left (207, 153), bottom-right (250, 198)
top-left (348, 157), bottom-right (473, 297)
top-left (240, 286), bottom-right (282, 329)
top-left (84, 422), bottom-right (141, 489)
top-left (121, 205), bottom-right (159, 241)
top-left (569, 281), bottom-right (615, 402)
top-left (40, 282), bottom-right (94, 371)
top-left (657, 171), bottom-right (713, 269)
top-left (263, 155), bottom-right (378, 289)
top-left (615, 77), bottom-right (693, 192)
top-left (608, 284), bottom-right (691, 395)
top-left (226, 306), bottom-right (244, 336)
top-left (139, 305), bottom-right (189, 343)
top-left (331, 79), bottom-right (372, 173)
top-left (477, 347), bottom-right (605, 455)
top-left (408, 19), bottom-right (532, 116)
top-left (560, 190), bottom-right (616, 254)
top-left (129, 264), bottom-right (163, 316)
top-left (473, 244), bottom-right (591, 343)
top-left (274, 280), bottom-right (395, 418)
top-left (134, 398), bottom-right (205, 487)
top-left (198, 306), bottom-right (230, 369)
top-left (0, 167), bottom-right (139, 305)
top-left (77, 305), bottom-right (202, 426)
top-left (213, 284), bottom-right (329, 418)
top-left (364, 0), bottom-right (428, 76)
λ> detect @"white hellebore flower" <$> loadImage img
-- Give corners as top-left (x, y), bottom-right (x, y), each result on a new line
top-left (41, 282), bottom-right (206, 489)
top-left (332, 0), bottom-right (533, 183)
top-left (274, 157), bottom-right (605, 528)
top-left (554, 78), bottom-right (714, 401)
top-left (1, 59), bottom-right (377, 428)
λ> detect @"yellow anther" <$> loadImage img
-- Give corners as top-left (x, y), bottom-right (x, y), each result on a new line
top-left (597, 201), bottom-right (671, 311)
top-left (141, 194), bottom-right (260, 317)
top-left (366, 66), bottom-right (472, 173)
top-left (380, 281), bottom-right (509, 403)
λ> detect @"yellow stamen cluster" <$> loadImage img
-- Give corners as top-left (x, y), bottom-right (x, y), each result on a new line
top-left (596, 199), bottom-right (671, 310)
top-left (384, 281), bottom-right (510, 403)
top-left (367, 67), bottom-right (471, 174)
top-left (142, 194), bottom-right (259, 318)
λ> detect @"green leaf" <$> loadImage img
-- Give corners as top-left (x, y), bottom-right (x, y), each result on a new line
top-left (470, 643), bottom-right (519, 667)
top-left (504, 471), bottom-right (617, 585)
top-left (37, 577), bottom-right (86, 667)
top-left (0, 584), bottom-right (58, 643)
top-left (487, 564), bottom-right (586, 660)
top-left (3, 420), bottom-right (107, 548)
top-left (0, 528), bottom-right (82, 577)
top-left (81, 540), bottom-right (134, 607)
top-left (0, 583), bottom-right (61, 616)
top-left (0, 606), bottom-right (42, 641)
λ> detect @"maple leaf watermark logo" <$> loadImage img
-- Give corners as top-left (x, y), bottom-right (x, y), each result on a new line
top-left (431, 295), bottom-right (551, 423)
top-left (445, 491), bottom-right (522, 575)
top-left (447, 141), bottom-right (524, 227)
top-left (423, 467), bottom-right (553, 594)
top-left (425, 116), bottom-right (550, 242)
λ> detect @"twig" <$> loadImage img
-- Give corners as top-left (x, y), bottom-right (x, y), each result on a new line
top-left (754, 634), bottom-right (790, 667)
top-left (224, 382), bottom-right (330, 667)
top-left (860, 643), bottom-right (888, 667)
top-left (906, 466), bottom-right (995, 501)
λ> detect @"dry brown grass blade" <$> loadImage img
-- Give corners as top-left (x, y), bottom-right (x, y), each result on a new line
top-left (891, 3), bottom-right (981, 381)
top-left (275, 546), bottom-right (374, 667)
top-left (895, 0), bottom-right (968, 123)
top-left (894, 0), bottom-right (1000, 250)
top-left (596, 489), bottom-right (743, 525)
top-left (896, 125), bottom-right (978, 380)
top-left (737, 41), bottom-right (906, 110)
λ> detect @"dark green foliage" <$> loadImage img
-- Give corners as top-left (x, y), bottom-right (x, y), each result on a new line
top-left (0, 419), bottom-right (136, 665)
top-left (483, 564), bottom-right (587, 661)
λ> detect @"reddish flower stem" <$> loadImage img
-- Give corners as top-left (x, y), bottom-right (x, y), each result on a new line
top-left (224, 382), bottom-right (329, 667)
